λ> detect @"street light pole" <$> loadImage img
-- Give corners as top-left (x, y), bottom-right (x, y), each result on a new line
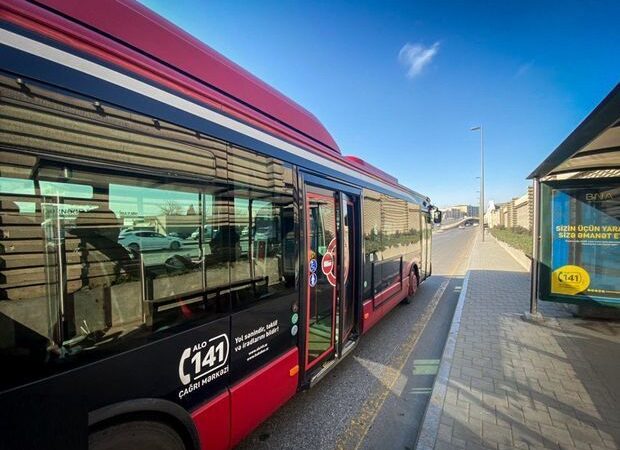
top-left (471, 126), bottom-right (485, 241)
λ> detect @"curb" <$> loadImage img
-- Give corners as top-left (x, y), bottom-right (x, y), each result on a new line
top-left (487, 233), bottom-right (531, 271)
top-left (414, 234), bottom-right (477, 450)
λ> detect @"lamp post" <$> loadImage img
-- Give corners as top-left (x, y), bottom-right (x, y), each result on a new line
top-left (470, 126), bottom-right (485, 241)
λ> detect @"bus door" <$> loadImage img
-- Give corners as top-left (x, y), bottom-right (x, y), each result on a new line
top-left (340, 193), bottom-right (356, 346)
top-left (303, 186), bottom-right (358, 374)
top-left (420, 212), bottom-right (429, 279)
top-left (304, 188), bottom-right (337, 370)
top-left (424, 212), bottom-right (432, 277)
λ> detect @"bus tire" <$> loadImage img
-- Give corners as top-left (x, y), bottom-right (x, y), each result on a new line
top-left (89, 420), bottom-right (186, 450)
top-left (402, 270), bottom-right (418, 304)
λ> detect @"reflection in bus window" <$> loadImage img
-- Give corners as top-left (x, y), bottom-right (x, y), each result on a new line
top-left (0, 76), bottom-right (237, 390)
top-left (108, 183), bottom-right (203, 300)
top-left (0, 153), bottom-right (232, 390)
top-left (307, 195), bottom-right (335, 365)
top-left (362, 189), bottom-right (423, 299)
top-left (230, 194), bottom-right (296, 310)
top-left (0, 152), bottom-right (57, 389)
top-left (228, 144), bottom-right (297, 311)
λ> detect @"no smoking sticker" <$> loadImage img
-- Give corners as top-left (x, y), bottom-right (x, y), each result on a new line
top-left (321, 238), bottom-right (337, 287)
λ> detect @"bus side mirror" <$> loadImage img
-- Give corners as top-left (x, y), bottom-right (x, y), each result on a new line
top-left (433, 210), bottom-right (442, 224)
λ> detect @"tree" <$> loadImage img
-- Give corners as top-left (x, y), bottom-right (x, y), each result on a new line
top-left (159, 200), bottom-right (183, 216)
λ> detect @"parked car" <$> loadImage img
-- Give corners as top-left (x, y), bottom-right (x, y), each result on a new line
top-left (118, 230), bottom-right (183, 252)
top-left (189, 225), bottom-right (213, 241)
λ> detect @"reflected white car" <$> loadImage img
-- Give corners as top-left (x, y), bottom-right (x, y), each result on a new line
top-left (118, 230), bottom-right (183, 252)
top-left (190, 225), bottom-right (214, 241)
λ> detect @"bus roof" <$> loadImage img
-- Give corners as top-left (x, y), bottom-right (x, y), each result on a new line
top-left (3, 0), bottom-right (430, 204)
top-left (23, 0), bottom-right (340, 156)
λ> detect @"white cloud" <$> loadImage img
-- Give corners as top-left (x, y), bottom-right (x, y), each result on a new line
top-left (398, 41), bottom-right (440, 78)
top-left (514, 61), bottom-right (533, 78)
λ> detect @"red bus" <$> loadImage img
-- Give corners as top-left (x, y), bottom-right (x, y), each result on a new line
top-left (0, 2), bottom-right (440, 449)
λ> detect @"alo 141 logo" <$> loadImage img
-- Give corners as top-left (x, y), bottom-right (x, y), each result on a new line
top-left (178, 333), bottom-right (229, 389)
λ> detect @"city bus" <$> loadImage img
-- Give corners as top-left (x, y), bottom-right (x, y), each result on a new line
top-left (0, 1), bottom-right (440, 449)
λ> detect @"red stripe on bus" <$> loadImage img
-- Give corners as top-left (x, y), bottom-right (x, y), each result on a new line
top-left (229, 348), bottom-right (298, 447)
top-left (191, 390), bottom-right (231, 450)
top-left (361, 282), bottom-right (409, 333)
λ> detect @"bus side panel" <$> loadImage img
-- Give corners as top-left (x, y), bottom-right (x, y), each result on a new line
top-left (372, 281), bottom-right (402, 307)
top-left (191, 390), bottom-right (231, 450)
top-left (361, 282), bottom-right (409, 334)
top-left (229, 347), bottom-right (298, 447)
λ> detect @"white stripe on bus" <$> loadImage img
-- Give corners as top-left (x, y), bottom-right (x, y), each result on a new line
top-left (1, 28), bottom-right (422, 201)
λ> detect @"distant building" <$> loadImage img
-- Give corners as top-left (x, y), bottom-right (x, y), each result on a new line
top-left (485, 187), bottom-right (534, 230)
top-left (441, 204), bottom-right (479, 222)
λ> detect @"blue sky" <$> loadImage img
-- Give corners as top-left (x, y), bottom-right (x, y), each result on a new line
top-left (140, 0), bottom-right (619, 208)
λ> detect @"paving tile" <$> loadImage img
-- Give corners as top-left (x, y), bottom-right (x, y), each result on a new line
top-left (482, 392), bottom-right (509, 409)
top-left (469, 403), bottom-right (497, 424)
top-left (437, 423), bottom-right (452, 442)
top-left (539, 423), bottom-right (574, 447)
top-left (596, 428), bottom-right (620, 444)
top-left (434, 438), bottom-right (455, 450)
top-left (451, 436), bottom-right (467, 448)
top-left (522, 406), bottom-right (554, 426)
top-left (465, 442), bottom-right (497, 450)
top-left (511, 423), bottom-right (549, 449)
top-left (481, 422), bottom-right (513, 446)
top-left (440, 414), bottom-right (455, 427)
top-left (417, 236), bottom-right (620, 450)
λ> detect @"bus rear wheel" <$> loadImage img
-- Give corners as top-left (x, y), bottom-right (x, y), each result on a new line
top-left (402, 269), bottom-right (419, 304)
top-left (89, 420), bottom-right (186, 450)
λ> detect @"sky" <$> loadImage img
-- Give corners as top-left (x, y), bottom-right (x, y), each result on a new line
top-left (139, 0), bottom-right (619, 208)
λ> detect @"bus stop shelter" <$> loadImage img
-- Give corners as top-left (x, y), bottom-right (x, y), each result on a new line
top-left (528, 83), bottom-right (620, 318)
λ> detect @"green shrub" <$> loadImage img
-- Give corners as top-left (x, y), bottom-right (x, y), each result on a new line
top-left (489, 227), bottom-right (533, 257)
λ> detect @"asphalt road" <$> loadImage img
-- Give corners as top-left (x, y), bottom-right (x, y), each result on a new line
top-left (237, 227), bottom-right (477, 450)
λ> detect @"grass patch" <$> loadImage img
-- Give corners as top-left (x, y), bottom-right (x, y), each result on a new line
top-left (489, 226), bottom-right (533, 257)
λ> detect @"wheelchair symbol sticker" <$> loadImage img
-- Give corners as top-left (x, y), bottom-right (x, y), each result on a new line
top-left (309, 259), bottom-right (318, 273)
top-left (309, 272), bottom-right (317, 287)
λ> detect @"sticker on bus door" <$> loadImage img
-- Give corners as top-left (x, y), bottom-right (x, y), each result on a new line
top-left (322, 238), bottom-right (337, 286)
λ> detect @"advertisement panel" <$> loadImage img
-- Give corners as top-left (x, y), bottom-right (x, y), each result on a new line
top-left (550, 185), bottom-right (620, 303)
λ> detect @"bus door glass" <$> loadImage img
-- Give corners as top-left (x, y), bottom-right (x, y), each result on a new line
top-left (426, 217), bottom-right (432, 276)
top-left (421, 213), bottom-right (429, 279)
top-left (305, 190), bottom-right (337, 369)
top-left (341, 194), bottom-right (355, 344)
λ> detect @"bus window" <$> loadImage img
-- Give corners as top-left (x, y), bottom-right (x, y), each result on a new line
top-left (227, 145), bottom-right (298, 380)
top-left (227, 145), bottom-right (298, 312)
top-left (0, 152), bottom-right (56, 389)
top-left (363, 189), bottom-right (424, 300)
top-left (229, 193), bottom-right (296, 308)
top-left (47, 165), bottom-right (229, 344)
top-left (0, 151), bottom-right (234, 390)
top-left (306, 192), bottom-right (337, 366)
top-left (108, 182), bottom-right (203, 300)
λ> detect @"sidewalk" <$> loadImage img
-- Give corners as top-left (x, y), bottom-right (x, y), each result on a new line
top-left (416, 234), bottom-right (620, 450)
